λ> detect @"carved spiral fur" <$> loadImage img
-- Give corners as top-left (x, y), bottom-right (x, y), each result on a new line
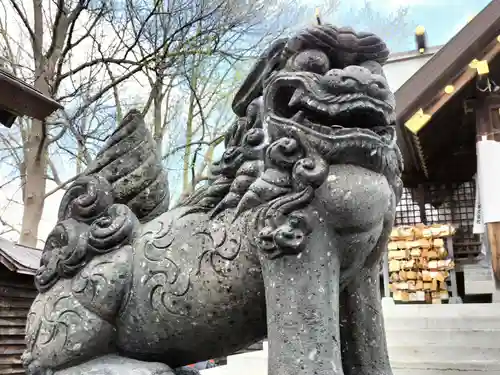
top-left (266, 137), bottom-right (305, 170)
top-left (35, 219), bottom-right (90, 293)
top-left (87, 204), bottom-right (139, 253)
top-left (293, 155), bottom-right (328, 190)
top-left (180, 99), bottom-right (266, 213)
top-left (58, 175), bottom-right (113, 224)
top-left (35, 197), bottom-right (139, 293)
top-left (218, 122), bottom-right (267, 178)
top-left (218, 146), bottom-right (246, 177)
top-left (242, 128), bottom-right (267, 157)
top-left (226, 99), bottom-right (264, 148)
top-left (256, 189), bottom-right (315, 259)
top-left (225, 118), bottom-right (249, 148)
top-left (183, 176), bottom-right (234, 214)
top-left (265, 211), bottom-right (312, 258)
top-left (282, 25), bottom-right (390, 66)
top-left (252, 150), bottom-right (328, 259)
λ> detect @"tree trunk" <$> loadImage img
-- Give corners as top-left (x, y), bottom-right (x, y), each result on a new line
top-left (153, 77), bottom-right (164, 150)
top-left (19, 118), bottom-right (47, 247)
top-left (19, 68), bottom-right (49, 247)
top-left (182, 55), bottom-right (200, 194)
top-left (18, 0), bottom-right (48, 247)
top-left (182, 91), bottom-right (195, 192)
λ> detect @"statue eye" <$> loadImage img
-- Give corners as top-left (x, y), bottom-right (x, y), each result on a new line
top-left (288, 49), bottom-right (330, 75)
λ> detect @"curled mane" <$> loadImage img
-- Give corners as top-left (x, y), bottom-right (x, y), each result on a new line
top-left (178, 25), bottom-right (393, 259)
top-left (183, 25), bottom-right (389, 217)
top-left (281, 25), bottom-right (389, 67)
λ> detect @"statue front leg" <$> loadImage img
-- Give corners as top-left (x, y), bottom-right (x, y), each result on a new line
top-left (259, 217), bottom-right (344, 375)
top-left (340, 217), bottom-right (395, 375)
top-left (340, 266), bottom-right (392, 375)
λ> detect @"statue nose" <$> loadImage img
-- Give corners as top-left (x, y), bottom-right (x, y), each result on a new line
top-left (320, 65), bottom-right (389, 99)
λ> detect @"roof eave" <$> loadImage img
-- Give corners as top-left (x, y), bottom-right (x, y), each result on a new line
top-left (387, 45), bottom-right (442, 64)
top-left (0, 70), bottom-right (62, 127)
top-left (396, 0), bottom-right (500, 124)
top-left (394, 0), bottom-right (500, 181)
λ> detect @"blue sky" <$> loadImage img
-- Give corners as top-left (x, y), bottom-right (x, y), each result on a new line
top-left (371, 0), bottom-right (492, 52)
top-left (270, 0), bottom-right (493, 59)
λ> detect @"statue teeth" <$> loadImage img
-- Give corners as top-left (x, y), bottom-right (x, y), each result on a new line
top-left (292, 110), bottom-right (305, 123)
top-left (288, 89), bottom-right (305, 107)
top-left (318, 103), bottom-right (329, 113)
top-left (327, 104), bottom-right (340, 117)
top-left (322, 126), bottom-right (333, 135)
top-left (314, 124), bottom-right (329, 134)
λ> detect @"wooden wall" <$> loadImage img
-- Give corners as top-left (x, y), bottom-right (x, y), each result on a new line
top-left (0, 268), bottom-right (36, 374)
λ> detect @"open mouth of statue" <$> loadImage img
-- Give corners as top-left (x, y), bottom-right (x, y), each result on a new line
top-left (264, 76), bottom-right (402, 181)
top-left (270, 85), bottom-right (394, 139)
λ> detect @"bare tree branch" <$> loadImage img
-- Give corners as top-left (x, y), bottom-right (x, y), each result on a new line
top-left (7, 0), bottom-right (37, 46)
top-left (44, 173), bottom-right (81, 199)
top-left (164, 136), bottom-right (224, 159)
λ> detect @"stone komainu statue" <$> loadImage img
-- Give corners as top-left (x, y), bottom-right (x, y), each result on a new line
top-left (23, 24), bottom-right (403, 375)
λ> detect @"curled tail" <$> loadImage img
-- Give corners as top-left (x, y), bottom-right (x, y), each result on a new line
top-left (83, 109), bottom-right (170, 222)
top-left (35, 110), bottom-right (168, 293)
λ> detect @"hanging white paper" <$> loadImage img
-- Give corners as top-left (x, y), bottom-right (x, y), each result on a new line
top-left (473, 174), bottom-right (484, 234)
top-left (477, 140), bottom-right (500, 223)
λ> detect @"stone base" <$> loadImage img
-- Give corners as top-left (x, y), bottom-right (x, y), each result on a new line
top-left (54, 355), bottom-right (175, 375)
top-left (381, 296), bottom-right (395, 309)
top-left (448, 296), bottom-right (463, 304)
top-left (491, 279), bottom-right (500, 303)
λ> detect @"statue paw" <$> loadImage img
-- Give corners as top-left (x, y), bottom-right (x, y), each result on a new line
top-left (22, 351), bottom-right (48, 375)
top-left (46, 355), bottom-right (175, 375)
top-left (173, 366), bottom-right (202, 375)
top-left (257, 210), bottom-right (312, 259)
top-left (23, 358), bottom-right (53, 375)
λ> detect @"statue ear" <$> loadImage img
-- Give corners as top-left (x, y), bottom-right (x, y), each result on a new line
top-left (232, 38), bottom-right (288, 117)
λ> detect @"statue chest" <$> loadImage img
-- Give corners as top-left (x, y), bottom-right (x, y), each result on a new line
top-left (314, 164), bottom-right (393, 231)
top-left (309, 164), bottom-right (393, 275)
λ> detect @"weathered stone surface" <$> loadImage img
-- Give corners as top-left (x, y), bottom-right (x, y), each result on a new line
top-left (24, 24), bottom-right (402, 375)
top-left (54, 355), bottom-right (174, 375)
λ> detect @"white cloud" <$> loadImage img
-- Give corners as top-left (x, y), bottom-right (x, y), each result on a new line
top-left (0, 179), bottom-right (65, 248)
top-left (0, 1), bottom-right (183, 247)
top-left (361, 0), bottom-right (446, 10)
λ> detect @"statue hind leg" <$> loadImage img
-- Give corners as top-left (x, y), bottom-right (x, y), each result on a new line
top-left (23, 279), bottom-right (117, 375)
top-left (23, 170), bottom-right (143, 374)
top-left (23, 244), bottom-right (133, 374)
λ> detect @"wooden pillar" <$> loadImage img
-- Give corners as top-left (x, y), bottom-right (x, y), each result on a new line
top-left (416, 184), bottom-right (428, 225)
top-left (476, 93), bottom-right (500, 280)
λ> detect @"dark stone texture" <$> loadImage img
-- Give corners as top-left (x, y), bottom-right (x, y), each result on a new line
top-left (24, 24), bottom-right (402, 375)
top-left (173, 367), bottom-right (203, 375)
top-left (54, 355), bottom-right (174, 375)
